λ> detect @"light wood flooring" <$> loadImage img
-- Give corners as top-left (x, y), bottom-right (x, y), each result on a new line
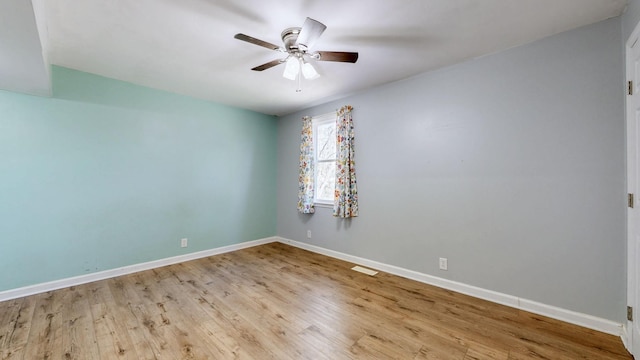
top-left (0, 242), bottom-right (632, 359)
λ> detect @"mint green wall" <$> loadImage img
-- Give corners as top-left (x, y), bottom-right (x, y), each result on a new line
top-left (0, 66), bottom-right (277, 291)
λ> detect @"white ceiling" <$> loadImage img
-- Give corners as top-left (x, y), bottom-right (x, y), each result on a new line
top-left (0, 0), bottom-right (629, 116)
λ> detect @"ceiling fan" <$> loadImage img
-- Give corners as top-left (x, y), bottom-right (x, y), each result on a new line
top-left (234, 17), bottom-right (358, 91)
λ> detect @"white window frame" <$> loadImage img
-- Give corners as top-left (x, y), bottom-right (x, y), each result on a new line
top-left (312, 112), bottom-right (337, 206)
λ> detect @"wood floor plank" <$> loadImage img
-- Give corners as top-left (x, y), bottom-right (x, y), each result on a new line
top-left (413, 334), bottom-right (468, 360)
top-left (464, 342), bottom-right (510, 360)
top-left (0, 296), bottom-right (35, 360)
top-left (121, 271), bottom-right (201, 360)
top-left (59, 286), bottom-right (100, 360)
top-left (0, 242), bottom-right (632, 359)
top-left (134, 267), bottom-right (247, 359)
top-left (0, 299), bottom-right (23, 360)
top-left (0, 299), bottom-right (21, 348)
top-left (169, 264), bottom-right (297, 359)
top-left (106, 276), bottom-right (159, 359)
top-left (515, 310), bottom-right (630, 358)
top-left (22, 290), bottom-right (69, 359)
top-left (145, 264), bottom-right (255, 358)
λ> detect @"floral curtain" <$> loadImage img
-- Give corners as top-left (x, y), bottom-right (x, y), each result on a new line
top-left (333, 106), bottom-right (358, 218)
top-left (297, 116), bottom-right (315, 214)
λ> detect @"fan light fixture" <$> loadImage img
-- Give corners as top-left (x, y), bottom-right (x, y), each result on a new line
top-left (283, 56), bottom-right (300, 80)
top-left (234, 17), bottom-right (359, 92)
top-left (301, 60), bottom-right (319, 80)
top-left (282, 56), bottom-right (319, 81)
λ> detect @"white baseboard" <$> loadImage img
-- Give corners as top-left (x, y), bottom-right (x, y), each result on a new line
top-left (276, 236), bottom-right (623, 337)
top-left (0, 235), bottom-right (624, 339)
top-left (622, 323), bottom-right (632, 354)
top-left (0, 237), bottom-right (278, 302)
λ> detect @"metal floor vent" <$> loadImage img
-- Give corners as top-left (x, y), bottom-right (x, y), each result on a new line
top-left (351, 265), bottom-right (378, 276)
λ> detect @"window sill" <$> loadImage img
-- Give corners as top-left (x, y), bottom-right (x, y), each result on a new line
top-left (314, 202), bottom-right (333, 209)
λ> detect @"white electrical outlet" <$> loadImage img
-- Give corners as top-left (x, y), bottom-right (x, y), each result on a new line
top-left (307, 230), bottom-right (312, 239)
top-left (439, 257), bottom-right (448, 271)
top-left (180, 238), bottom-right (188, 248)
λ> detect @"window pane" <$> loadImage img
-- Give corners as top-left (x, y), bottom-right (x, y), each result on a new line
top-left (316, 161), bottom-right (335, 202)
top-left (317, 123), bottom-right (336, 161)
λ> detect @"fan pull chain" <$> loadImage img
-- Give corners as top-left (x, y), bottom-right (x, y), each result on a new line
top-left (296, 70), bottom-right (302, 92)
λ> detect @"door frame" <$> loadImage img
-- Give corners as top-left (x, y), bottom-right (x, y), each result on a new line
top-left (625, 19), bottom-right (640, 355)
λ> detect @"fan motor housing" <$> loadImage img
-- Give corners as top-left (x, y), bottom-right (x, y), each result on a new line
top-left (234, 17), bottom-right (358, 73)
top-left (281, 27), bottom-right (302, 52)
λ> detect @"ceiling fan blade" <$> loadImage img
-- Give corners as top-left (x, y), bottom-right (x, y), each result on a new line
top-left (296, 17), bottom-right (327, 49)
top-left (234, 33), bottom-right (281, 51)
top-left (315, 51), bottom-right (359, 63)
top-left (251, 59), bottom-right (285, 71)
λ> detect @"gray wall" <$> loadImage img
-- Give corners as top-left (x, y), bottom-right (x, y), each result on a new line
top-left (277, 18), bottom-right (625, 322)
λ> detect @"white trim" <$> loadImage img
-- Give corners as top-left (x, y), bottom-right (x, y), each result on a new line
top-left (312, 112), bottom-right (338, 204)
top-left (312, 202), bottom-right (333, 208)
top-left (627, 17), bottom-right (640, 48)
top-left (312, 111), bottom-right (337, 122)
top-left (623, 324), bottom-right (631, 351)
top-left (518, 298), bottom-right (622, 336)
top-left (624, 18), bottom-right (640, 355)
top-left (0, 235), bottom-right (624, 338)
top-left (276, 236), bottom-right (623, 336)
top-left (0, 237), bottom-right (278, 302)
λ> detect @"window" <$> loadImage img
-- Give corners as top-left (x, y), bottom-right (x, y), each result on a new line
top-left (312, 113), bottom-right (337, 205)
